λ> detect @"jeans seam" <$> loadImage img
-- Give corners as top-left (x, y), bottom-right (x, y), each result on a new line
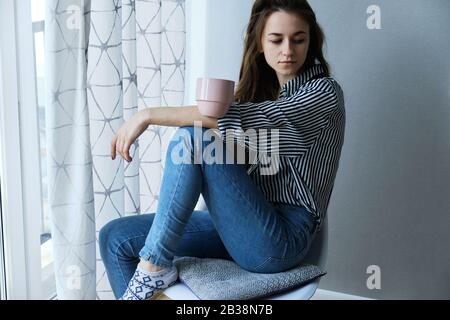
top-left (253, 251), bottom-right (305, 272)
top-left (253, 256), bottom-right (272, 271)
top-left (152, 144), bottom-right (187, 265)
top-left (197, 130), bottom-right (275, 239)
top-left (213, 163), bottom-right (278, 242)
top-left (267, 251), bottom-right (304, 262)
top-left (182, 228), bottom-right (214, 234)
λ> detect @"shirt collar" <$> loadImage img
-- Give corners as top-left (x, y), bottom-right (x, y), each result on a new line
top-left (279, 63), bottom-right (326, 98)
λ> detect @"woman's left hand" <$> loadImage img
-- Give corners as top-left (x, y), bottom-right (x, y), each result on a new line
top-left (111, 110), bottom-right (150, 162)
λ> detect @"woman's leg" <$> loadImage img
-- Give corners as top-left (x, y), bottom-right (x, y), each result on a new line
top-left (99, 210), bottom-right (232, 299)
top-left (139, 126), bottom-right (316, 272)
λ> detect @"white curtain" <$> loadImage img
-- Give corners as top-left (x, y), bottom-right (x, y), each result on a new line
top-left (46, 0), bottom-right (186, 299)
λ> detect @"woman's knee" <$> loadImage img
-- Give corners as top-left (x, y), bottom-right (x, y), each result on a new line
top-left (173, 126), bottom-right (195, 141)
top-left (173, 126), bottom-right (211, 146)
top-left (168, 126), bottom-right (209, 163)
top-left (177, 126), bottom-right (208, 135)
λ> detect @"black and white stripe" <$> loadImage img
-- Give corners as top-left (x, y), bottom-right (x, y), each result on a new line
top-left (217, 63), bottom-right (346, 233)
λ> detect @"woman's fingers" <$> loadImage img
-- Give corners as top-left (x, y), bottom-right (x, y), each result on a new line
top-left (117, 137), bottom-right (124, 161)
top-left (123, 140), bottom-right (133, 162)
top-left (112, 133), bottom-right (133, 162)
top-left (111, 135), bottom-right (117, 160)
top-left (111, 111), bottom-right (150, 162)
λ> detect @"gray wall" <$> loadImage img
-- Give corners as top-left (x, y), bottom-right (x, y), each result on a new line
top-left (309, 0), bottom-right (450, 299)
top-left (187, 0), bottom-right (450, 299)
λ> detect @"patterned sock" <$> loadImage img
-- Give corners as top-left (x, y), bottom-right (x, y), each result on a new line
top-left (120, 265), bottom-right (178, 300)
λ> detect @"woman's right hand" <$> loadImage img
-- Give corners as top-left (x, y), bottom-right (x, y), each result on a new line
top-left (111, 110), bottom-right (150, 162)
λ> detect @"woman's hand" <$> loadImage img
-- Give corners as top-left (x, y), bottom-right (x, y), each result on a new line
top-left (111, 110), bottom-right (150, 162)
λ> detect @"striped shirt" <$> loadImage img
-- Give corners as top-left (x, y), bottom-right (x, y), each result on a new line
top-left (217, 63), bottom-right (345, 233)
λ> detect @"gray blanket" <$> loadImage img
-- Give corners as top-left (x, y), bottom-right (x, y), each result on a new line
top-left (173, 257), bottom-right (326, 300)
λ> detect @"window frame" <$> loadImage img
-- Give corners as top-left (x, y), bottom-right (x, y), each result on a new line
top-left (0, 0), bottom-right (54, 299)
top-left (0, 161), bottom-right (6, 300)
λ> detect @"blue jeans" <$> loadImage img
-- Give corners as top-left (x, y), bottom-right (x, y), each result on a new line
top-left (99, 126), bottom-right (317, 298)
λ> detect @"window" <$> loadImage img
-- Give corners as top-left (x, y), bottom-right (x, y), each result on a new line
top-left (0, 133), bottom-right (5, 300)
top-left (32, 0), bottom-right (56, 298)
top-left (0, 0), bottom-right (55, 299)
top-left (32, 0), bottom-right (54, 275)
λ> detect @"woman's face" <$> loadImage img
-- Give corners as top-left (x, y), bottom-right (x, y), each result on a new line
top-left (260, 11), bottom-right (310, 86)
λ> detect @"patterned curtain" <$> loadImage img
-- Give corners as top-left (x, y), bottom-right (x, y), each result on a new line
top-left (46, 0), bottom-right (186, 299)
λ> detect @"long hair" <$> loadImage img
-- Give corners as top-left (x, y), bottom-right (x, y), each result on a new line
top-left (235, 0), bottom-right (330, 103)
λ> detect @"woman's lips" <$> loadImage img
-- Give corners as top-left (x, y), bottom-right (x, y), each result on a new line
top-left (279, 61), bottom-right (296, 67)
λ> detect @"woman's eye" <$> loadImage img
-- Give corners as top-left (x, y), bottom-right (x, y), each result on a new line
top-left (270, 40), bottom-right (304, 44)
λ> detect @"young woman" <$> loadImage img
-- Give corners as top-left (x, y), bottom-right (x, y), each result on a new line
top-left (100, 0), bottom-right (345, 300)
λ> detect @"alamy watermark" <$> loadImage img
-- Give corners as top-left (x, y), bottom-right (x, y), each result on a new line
top-left (66, 5), bottom-right (82, 30)
top-left (66, 265), bottom-right (81, 290)
top-left (366, 265), bottom-right (381, 290)
top-left (169, 122), bottom-right (280, 176)
top-left (367, 5), bottom-right (382, 30)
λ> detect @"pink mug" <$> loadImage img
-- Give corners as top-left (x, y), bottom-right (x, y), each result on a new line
top-left (196, 78), bottom-right (235, 118)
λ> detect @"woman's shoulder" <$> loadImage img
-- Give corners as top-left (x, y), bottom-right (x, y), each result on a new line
top-left (298, 76), bottom-right (343, 98)
top-left (307, 75), bottom-right (340, 89)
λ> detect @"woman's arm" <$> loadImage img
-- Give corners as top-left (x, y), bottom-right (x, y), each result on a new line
top-left (144, 106), bottom-right (218, 129)
top-left (112, 106), bottom-right (218, 162)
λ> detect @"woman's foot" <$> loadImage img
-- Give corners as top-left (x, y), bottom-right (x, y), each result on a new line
top-left (120, 265), bottom-right (178, 300)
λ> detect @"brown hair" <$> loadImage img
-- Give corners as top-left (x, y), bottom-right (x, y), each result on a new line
top-left (235, 0), bottom-right (330, 103)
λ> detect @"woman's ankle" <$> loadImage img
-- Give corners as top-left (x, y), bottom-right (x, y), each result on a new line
top-left (139, 258), bottom-right (164, 272)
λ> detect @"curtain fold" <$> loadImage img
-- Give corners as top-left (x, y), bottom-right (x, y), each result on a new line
top-left (46, 0), bottom-right (186, 299)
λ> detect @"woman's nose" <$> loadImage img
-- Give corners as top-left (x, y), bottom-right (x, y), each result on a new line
top-left (281, 42), bottom-right (294, 57)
